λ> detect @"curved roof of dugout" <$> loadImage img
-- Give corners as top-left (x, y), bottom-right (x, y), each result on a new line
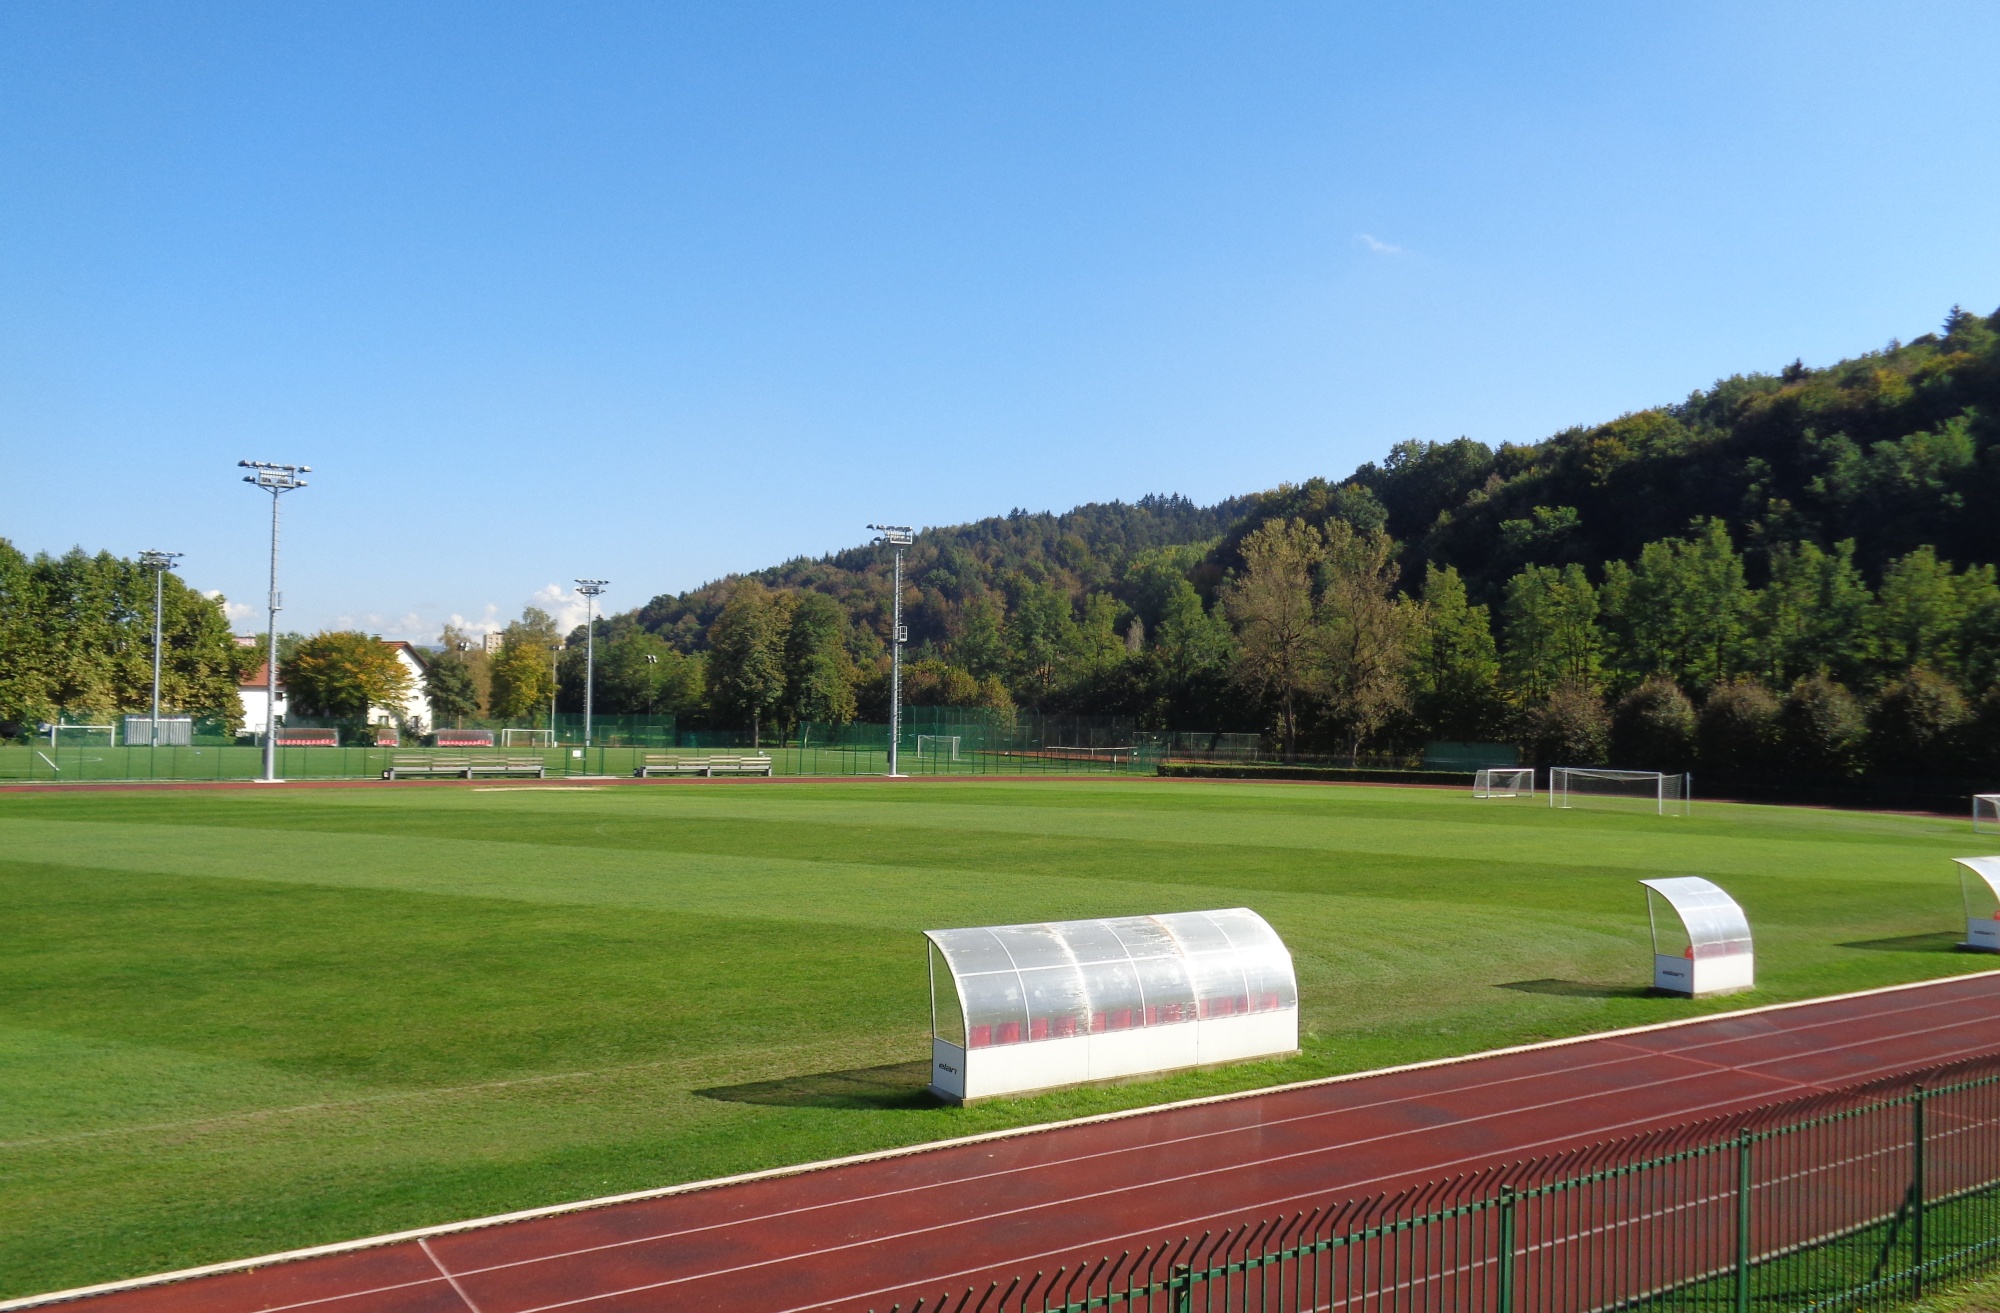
top-left (924, 908), bottom-right (1297, 1049)
top-left (1639, 876), bottom-right (1752, 953)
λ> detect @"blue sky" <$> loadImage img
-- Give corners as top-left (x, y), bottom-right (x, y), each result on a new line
top-left (3, 2), bottom-right (1997, 640)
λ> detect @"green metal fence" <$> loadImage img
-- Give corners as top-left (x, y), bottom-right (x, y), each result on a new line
top-left (874, 1059), bottom-right (2000, 1313)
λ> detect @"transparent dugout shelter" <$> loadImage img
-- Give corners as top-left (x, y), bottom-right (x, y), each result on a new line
top-left (1640, 876), bottom-right (1754, 997)
top-left (1952, 857), bottom-right (2000, 952)
top-left (924, 908), bottom-right (1299, 1102)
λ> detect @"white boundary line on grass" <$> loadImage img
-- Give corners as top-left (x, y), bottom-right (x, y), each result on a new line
top-left (8, 968), bottom-right (2000, 1310)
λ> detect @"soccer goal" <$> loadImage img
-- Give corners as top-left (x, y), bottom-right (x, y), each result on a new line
top-left (48, 721), bottom-right (117, 747)
top-left (1976, 794), bottom-right (2000, 833)
top-left (915, 734), bottom-right (961, 761)
top-left (500, 728), bottom-right (556, 748)
top-left (1474, 768), bottom-right (1535, 799)
top-left (1549, 767), bottom-right (1692, 816)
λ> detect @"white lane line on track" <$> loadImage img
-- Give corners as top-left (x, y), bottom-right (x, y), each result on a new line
top-left (420, 1240), bottom-right (486, 1313)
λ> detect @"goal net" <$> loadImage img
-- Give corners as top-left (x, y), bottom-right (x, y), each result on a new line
top-left (1474, 768), bottom-right (1535, 799)
top-left (1549, 767), bottom-right (1692, 816)
top-left (500, 728), bottom-right (556, 748)
top-left (1976, 794), bottom-right (2000, 833)
top-left (915, 734), bottom-right (961, 761)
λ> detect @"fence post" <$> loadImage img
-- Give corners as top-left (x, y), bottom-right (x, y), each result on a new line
top-left (1735, 1131), bottom-right (1753, 1313)
top-left (1171, 1262), bottom-right (1191, 1313)
top-left (1498, 1186), bottom-right (1517, 1313)
top-left (1913, 1085), bottom-right (1928, 1298)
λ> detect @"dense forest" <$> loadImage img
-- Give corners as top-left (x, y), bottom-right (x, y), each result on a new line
top-left (567, 302), bottom-right (2000, 777)
top-left (6, 303), bottom-right (1997, 782)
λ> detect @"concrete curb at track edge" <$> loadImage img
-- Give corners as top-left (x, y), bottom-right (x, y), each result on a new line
top-left (9, 968), bottom-right (1999, 1310)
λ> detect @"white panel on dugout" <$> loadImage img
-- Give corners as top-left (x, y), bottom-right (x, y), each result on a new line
top-left (924, 909), bottom-right (1299, 1103)
top-left (1640, 876), bottom-right (1754, 997)
top-left (1952, 857), bottom-right (2000, 952)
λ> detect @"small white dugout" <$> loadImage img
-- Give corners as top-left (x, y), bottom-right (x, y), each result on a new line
top-left (924, 908), bottom-right (1299, 1103)
top-left (1952, 857), bottom-right (2000, 952)
top-left (1639, 876), bottom-right (1754, 997)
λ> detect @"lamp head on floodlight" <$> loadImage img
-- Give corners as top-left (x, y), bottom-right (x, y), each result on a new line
top-left (869, 524), bottom-right (914, 547)
top-left (575, 579), bottom-right (608, 597)
top-left (239, 460), bottom-right (310, 492)
top-left (139, 550), bottom-right (183, 572)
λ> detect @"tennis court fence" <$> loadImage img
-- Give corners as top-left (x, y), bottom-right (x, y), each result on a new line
top-left (884, 1053), bottom-right (2000, 1313)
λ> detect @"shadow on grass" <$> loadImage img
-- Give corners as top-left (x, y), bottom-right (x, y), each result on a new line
top-left (696, 1060), bottom-right (938, 1110)
top-left (1497, 978), bottom-right (1653, 999)
top-left (1839, 931), bottom-right (1967, 953)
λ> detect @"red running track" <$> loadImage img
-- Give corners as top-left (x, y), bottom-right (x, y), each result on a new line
top-left (20, 972), bottom-right (2000, 1313)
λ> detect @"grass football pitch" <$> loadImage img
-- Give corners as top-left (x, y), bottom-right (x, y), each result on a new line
top-left (1, 777), bottom-right (1994, 1298)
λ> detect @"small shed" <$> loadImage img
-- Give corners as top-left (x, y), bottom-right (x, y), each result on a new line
top-left (923, 908), bottom-right (1299, 1102)
top-left (1639, 876), bottom-right (1754, 997)
top-left (1952, 857), bottom-right (2000, 952)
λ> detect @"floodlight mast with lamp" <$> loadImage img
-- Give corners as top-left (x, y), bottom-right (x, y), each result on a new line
top-left (239, 461), bottom-right (309, 782)
top-left (138, 550), bottom-right (183, 747)
top-left (575, 580), bottom-right (608, 752)
top-left (869, 525), bottom-right (915, 777)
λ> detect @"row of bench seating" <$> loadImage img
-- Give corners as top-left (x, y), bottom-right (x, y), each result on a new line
top-left (383, 754), bottom-right (546, 780)
top-left (634, 753), bottom-right (774, 778)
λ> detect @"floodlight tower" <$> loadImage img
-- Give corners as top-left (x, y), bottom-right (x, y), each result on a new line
top-left (239, 461), bottom-right (309, 782)
top-left (139, 550), bottom-right (183, 747)
top-left (868, 525), bottom-right (914, 777)
top-left (575, 580), bottom-right (608, 752)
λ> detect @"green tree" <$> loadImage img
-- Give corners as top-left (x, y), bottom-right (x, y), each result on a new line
top-left (1609, 679), bottom-right (1696, 770)
top-left (1866, 668), bottom-right (1969, 775)
top-left (598, 629), bottom-right (702, 717)
top-left (783, 590), bottom-right (858, 726)
top-left (1502, 563), bottom-right (1602, 702)
top-left (1409, 563), bottom-right (1501, 740)
top-left (1697, 681), bottom-right (1782, 772)
top-left (951, 594), bottom-right (1008, 680)
top-left (488, 610), bottom-right (559, 722)
top-left (706, 580), bottom-right (788, 745)
top-left (1005, 581), bottom-right (1080, 699)
top-left (1315, 521), bottom-right (1414, 763)
top-left (283, 632), bottom-right (413, 720)
top-left (1778, 674), bottom-right (1866, 777)
top-left (1220, 518), bottom-right (1322, 757)
top-left (1752, 540), bottom-right (1871, 686)
top-left (424, 630), bottom-right (482, 726)
top-left (1867, 547), bottom-right (1999, 687)
top-left (1522, 683), bottom-right (1609, 766)
top-left (1601, 519), bottom-right (1749, 688)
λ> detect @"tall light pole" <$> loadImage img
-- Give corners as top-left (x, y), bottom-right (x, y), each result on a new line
top-left (139, 550), bottom-right (183, 747)
top-left (869, 525), bottom-right (913, 777)
top-left (240, 461), bottom-right (309, 782)
top-left (575, 579), bottom-right (607, 753)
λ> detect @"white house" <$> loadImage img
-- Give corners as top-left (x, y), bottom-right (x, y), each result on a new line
top-left (235, 639), bottom-right (434, 735)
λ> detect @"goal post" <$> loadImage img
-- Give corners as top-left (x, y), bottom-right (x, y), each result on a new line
top-left (500, 728), bottom-right (556, 748)
top-left (1473, 768), bottom-right (1535, 799)
top-left (1976, 794), bottom-right (2000, 833)
top-left (915, 734), bottom-right (961, 761)
top-left (1549, 767), bottom-right (1692, 817)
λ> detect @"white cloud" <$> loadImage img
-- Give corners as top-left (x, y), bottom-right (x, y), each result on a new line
top-left (447, 605), bottom-right (504, 637)
top-left (1356, 233), bottom-right (1405, 255)
top-left (205, 590), bottom-right (258, 626)
top-left (531, 583), bottom-right (594, 635)
top-left (331, 611), bottom-right (430, 642)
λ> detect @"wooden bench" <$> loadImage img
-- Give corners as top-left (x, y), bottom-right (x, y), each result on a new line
top-left (383, 754), bottom-right (545, 780)
top-left (465, 754), bottom-right (546, 779)
top-left (384, 754), bottom-right (471, 779)
top-left (634, 753), bottom-right (773, 778)
top-left (636, 754), bottom-right (712, 778)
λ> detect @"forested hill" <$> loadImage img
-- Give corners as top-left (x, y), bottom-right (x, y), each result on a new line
top-left (634, 303), bottom-right (1998, 649)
